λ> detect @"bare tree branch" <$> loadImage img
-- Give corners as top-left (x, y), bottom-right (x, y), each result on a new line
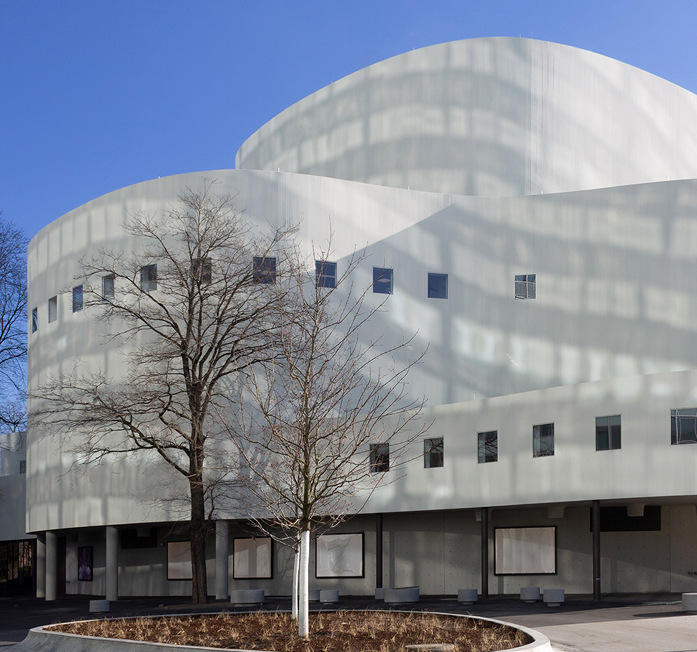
top-left (225, 243), bottom-right (429, 637)
top-left (31, 182), bottom-right (293, 603)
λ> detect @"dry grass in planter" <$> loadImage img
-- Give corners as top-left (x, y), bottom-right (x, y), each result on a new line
top-left (50, 610), bottom-right (532, 652)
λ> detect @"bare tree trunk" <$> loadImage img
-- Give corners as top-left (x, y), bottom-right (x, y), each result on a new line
top-left (292, 546), bottom-right (300, 620)
top-left (298, 527), bottom-right (310, 638)
top-left (189, 478), bottom-right (208, 604)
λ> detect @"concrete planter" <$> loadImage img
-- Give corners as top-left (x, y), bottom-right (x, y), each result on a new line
top-left (457, 588), bottom-right (478, 604)
top-left (11, 611), bottom-right (553, 652)
top-left (682, 592), bottom-right (697, 613)
top-left (520, 587), bottom-right (541, 603)
top-left (542, 589), bottom-right (564, 607)
top-left (230, 589), bottom-right (264, 605)
top-left (384, 587), bottom-right (420, 603)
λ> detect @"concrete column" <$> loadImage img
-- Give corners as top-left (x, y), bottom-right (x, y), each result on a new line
top-left (215, 520), bottom-right (229, 601)
top-left (480, 507), bottom-right (489, 599)
top-left (375, 513), bottom-right (383, 589)
top-left (45, 531), bottom-right (57, 601)
top-left (592, 500), bottom-right (601, 601)
top-left (36, 534), bottom-right (46, 599)
top-left (106, 526), bottom-right (119, 601)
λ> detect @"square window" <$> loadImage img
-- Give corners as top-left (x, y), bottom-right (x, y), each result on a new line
top-left (253, 256), bottom-right (276, 284)
top-left (191, 257), bottom-right (212, 285)
top-left (369, 443), bottom-right (389, 473)
top-left (478, 430), bottom-right (498, 463)
top-left (515, 274), bottom-right (536, 299)
top-left (31, 307), bottom-right (38, 333)
top-left (533, 423), bottom-right (554, 457)
top-left (316, 260), bottom-right (337, 288)
top-left (596, 415), bottom-right (621, 450)
top-left (424, 437), bottom-right (444, 468)
top-left (102, 274), bottom-right (115, 301)
top-left (48, 296), bottom-right (57, 323)
top-left (373, 267), bottom-right (393, 294)
top-left (140, 264), bottom-right (157, 292)
top-left (671, 408), bottom-right (697, 445)
top-left (428, 273), bottom-right (448, 299)
top-left (72, 285), bottom-right (83, 312)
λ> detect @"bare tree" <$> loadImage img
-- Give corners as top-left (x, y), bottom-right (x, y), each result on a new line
top-left (0, 214), bottom-right (27, 432)
top-left (231, 249), bottom-right (427, 637)
top-left (31, 183), bottom-right (290, 603)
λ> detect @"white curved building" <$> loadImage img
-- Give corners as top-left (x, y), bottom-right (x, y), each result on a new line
top-left (21, 37), bottom-right (697, 600)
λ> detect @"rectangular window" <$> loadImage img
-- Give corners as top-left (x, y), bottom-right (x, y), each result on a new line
top-left (31, 307), bottom-right (38, 333)
top-left (373, 267), bottom-right (393, 294)
top-left (671, 408), bottom-right (697, 445)
top-left (596, 415), bottom-right (621, 450)
top-left (515, 274), bottom-right (536, 299)
top-left (253, 256), bottom-right (276, 284)
top-left (140, 264), bottom-right (157, 292)
top-left (72, 285), bottom-right (83, 312)
top-left (19, 460), bottom-right (26, 474)
top-left (533, 423), bottom-right (554, 457)
top-left (424, 437), bottom-right (444, 468)
top-left (191, 257), bottom-right (212, 285)
top-left (48, 296), bottom-right (57, 323)
top-left (478, 430), bottom-right (498, 463)
top-left (369, 443), bottom-right (389, 473)
top-left (102, 274), bottom-right (115, 301)
top-left (428, 273), bottom-right (448, 299)
top-left (315, 260), bottom-right (337, 288)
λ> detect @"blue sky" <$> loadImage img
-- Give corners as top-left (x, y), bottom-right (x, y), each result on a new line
top-left (3, 0), bottom-right (697, 240)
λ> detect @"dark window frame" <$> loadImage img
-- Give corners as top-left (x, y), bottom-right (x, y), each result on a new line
top-left (369, 443), bottom-right (390, 473)
top-left (427, 273), bottom-right (448, 299)
top-left (671, 408), bottom-right (697, 445)
top-left (253, 256), bottom-right (277, 284)
top-left (515, 274), bottom-right (536, 299)
top-left (102, 274), bottom-right (115, 301)
top-left (533, 423), bottom-right (554, 457)
top-left (72, 285), bottom-right (83, 312)
top-left (478, 430), bottom-right (498, 463)
top-left (424, 437), bottom-right (444, 468)
top-left (140, 264), bottom-right (157, 292)
top-left (315, 260), bottom-right (337, 288)
top-left (596, 415), bottom-right (621, 451)
top-left (373, 267), bottom-right (393, 295)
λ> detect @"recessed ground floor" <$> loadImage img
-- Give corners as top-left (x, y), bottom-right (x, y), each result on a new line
top-left (23, 499), bottom-right (697, 600)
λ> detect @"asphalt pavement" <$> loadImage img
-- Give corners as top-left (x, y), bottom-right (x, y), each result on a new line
top-left (1, 593), bottom-right (695, 651)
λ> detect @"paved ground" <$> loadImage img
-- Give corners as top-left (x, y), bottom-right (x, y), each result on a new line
top-left (0, 593), bottom-right (695, 651)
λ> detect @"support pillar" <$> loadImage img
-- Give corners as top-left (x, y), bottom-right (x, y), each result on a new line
top-left (215, 520), bottom-right (229, 601)
top-left (45, 531), bottom-right (56, 601)
top-left (375, 513), bottom-right (383, 589)
top-left (480, 507), bottom-right (489, 599)
top-left (592, 500), bottom-right (601, 601)
top-left (106, 526), bottom-right (119, 601)
top-left (36, 533), bottom-right (46, 599)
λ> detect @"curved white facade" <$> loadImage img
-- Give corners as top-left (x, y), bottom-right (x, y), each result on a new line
top-left (23, 38), bottom-right (697, 599)
top-left (237, 37), bottom-right (697, 197)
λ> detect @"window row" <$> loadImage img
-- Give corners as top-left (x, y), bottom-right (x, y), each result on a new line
top-left (369, 437), bottom-right (445, 473)
top-left (368, 411), bottom-right (697, 472)
top-left (31, 259), bottom-right (538, 332)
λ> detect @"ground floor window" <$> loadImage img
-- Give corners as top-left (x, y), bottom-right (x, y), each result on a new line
top-left (0, 540), bottom-right (33, 592)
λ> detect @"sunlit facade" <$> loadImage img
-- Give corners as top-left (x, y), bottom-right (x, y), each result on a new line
top-left (18, 37), bottom-right (697, 599)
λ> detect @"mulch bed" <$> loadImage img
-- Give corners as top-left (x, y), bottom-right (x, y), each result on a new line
top-left (50, 610), bottom-right (532, 651)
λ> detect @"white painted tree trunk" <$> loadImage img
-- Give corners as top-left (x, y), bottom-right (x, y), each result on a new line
top-left (292, 545), bottom-right (300, 620)
top-left (298, 528), bottom-right (310, 638)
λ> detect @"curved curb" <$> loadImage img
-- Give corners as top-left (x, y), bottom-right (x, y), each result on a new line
top-left (11, 611), bottom-right (552, 652)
